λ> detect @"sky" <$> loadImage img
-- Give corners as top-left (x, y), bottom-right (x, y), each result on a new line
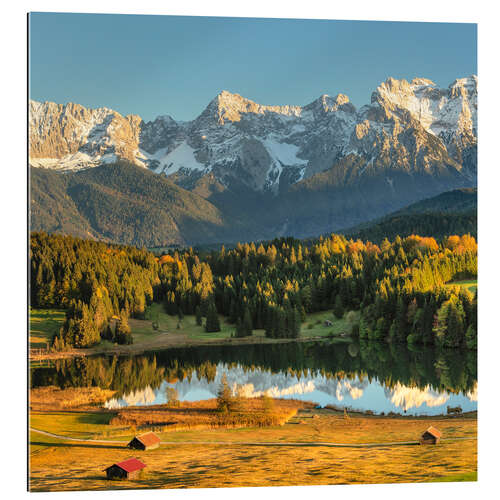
top-left (29, 13), bottom-right (477, 122)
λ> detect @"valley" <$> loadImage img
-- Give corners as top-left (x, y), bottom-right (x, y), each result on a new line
top-left (26, 12), bottom-right (480, 494)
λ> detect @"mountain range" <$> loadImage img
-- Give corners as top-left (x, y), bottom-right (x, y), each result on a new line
top-left (29, 75), bottom-right (477, 246)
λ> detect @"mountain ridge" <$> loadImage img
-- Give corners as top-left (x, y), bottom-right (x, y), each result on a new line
top-left (29, 75), bottom-right (477, 190)
top-left (29, 75), bottom-right (477, 244)
top-left (344, 188), bottom-right (477, 242)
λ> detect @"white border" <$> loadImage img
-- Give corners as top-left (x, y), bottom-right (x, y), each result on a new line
top-left (2, 2), bottom-right (499, 500)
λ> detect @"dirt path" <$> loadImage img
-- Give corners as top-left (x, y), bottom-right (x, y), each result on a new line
top-left (29, 427), bottom-right (476, 449)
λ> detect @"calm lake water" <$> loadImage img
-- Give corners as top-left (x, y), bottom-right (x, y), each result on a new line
top-left (30, 340), bottom-right (477, 416)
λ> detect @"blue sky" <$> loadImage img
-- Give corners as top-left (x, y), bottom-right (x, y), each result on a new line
top-left (29, 13), bottom-right (477, 122)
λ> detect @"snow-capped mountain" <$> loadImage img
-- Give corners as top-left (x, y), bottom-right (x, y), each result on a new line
top-left (29, 76), bottom-right (477, 193)
top-left (29, 100), bottom-right (146, 170)
top-left (103, 363), bottom-right (477, 416)
top-left (29, 76), bottom-right (477, 244)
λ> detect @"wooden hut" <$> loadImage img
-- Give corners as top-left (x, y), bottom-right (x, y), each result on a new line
top-left (104, 458), bottom-right (146, 480)
top-left (127, 432), bottom-right (161, 451)
top-left (420, 426), bottom-right (442, 445)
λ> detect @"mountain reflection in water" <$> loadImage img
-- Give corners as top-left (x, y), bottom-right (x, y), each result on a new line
top-left (31, 340), bottom-right (477, 416)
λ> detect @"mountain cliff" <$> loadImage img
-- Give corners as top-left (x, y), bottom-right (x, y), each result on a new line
top-left (29, 76), bottom-right (477, 244)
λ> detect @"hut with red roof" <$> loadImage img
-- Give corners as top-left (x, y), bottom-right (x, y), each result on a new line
top-left (127, 432), bottom-right (161, 451)
top-left (420, 426), bottom-right (442, 445)
top-left (104, 458), bottom-right (146, 480)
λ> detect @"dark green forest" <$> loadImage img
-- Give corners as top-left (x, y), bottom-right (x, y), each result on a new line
top-left (344, 188), bottom-right (477, 242)
top-left (30, 229), bottom-right (477, 351)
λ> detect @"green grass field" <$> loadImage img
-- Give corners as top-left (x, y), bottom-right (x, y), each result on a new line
top-left (29, 309), bottom-right (66, 349)
top-left (445, 279), bottom-right (477, 294)
top-left (141, 302), bottom-right (239, 340)
top-left (429, 471), bottom-right (477, 482)
top-left (299, 310), bottom-right (359, 338)
top-left (30, 411), bottom-right (115, 440)
top-left (29, 304), bottom-right (358, 357)
top-left (136, 303), bottom-right (357, 342)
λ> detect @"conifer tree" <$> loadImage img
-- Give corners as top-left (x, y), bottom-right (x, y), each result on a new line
top-left (115, 311), bottom-right (133, 345)
top-left (216, 373), bottom-right (234, 412)
top-left (205, 301), bottom-right (221, 332)
top-left (242, 307), bottom-right (253, 337)
top-left (195, 305), bottom-right (203, 326)
top-left (333, 295), bottom-right (344, 319)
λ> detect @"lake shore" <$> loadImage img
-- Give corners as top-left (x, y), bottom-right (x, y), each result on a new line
top-left (29, 331), bottom-right (350, 361)
top-left (30, 306), bottom-right (355, 361)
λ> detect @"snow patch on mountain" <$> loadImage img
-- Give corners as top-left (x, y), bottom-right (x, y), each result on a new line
top-left (263, 137), bottom-right (308, 167)
top-left (148, 142), bottom-right (207, 175)
top-left (29, 75), bottom-right (477, 191)
top-left (29, 151), bottom-right (117, 171)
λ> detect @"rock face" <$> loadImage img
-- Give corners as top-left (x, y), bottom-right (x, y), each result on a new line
top-left (29, 100), bottom-right (146, 170)
top-left (29, 76), bottom-right (477, 241)
top-left (29, 75), bottom-right (477, 189)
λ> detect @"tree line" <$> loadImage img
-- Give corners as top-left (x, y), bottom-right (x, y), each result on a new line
top-left (30, 231), bottom-right (477, 350)
top-left (30, 232), bottom-right (158, 348)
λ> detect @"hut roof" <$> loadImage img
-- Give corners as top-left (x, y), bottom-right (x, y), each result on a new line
top-left (106, 458), bottom-right (146, 473)
top-left (424, 426), bottom-right (442, 438)
top-left (134, 432), bottom-right (161, 447)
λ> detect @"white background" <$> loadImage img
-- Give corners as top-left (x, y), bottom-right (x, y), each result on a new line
top-left (1, 1), bottom-right (498, 499)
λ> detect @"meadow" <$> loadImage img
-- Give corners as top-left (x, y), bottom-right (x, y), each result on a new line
top-left (29, 303), bottom-right (355, 360)
top-left (29, 309), bottom-right (65, 349)
top-left (109, 398), bottom-right (313, 431)
top-left (445, 279), bottom-right (477, 294)
top-left (29, 405), bottom-right (477, 491)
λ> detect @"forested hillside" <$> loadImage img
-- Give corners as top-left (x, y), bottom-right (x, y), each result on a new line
top-left (31, 231), bottom-right (477, 351)
top-left (30, 163), bottom-right (254, 247)
top-left (30, 161), bottom-right (477, 247)
top-left (345, 188), bottom-right (477, 242)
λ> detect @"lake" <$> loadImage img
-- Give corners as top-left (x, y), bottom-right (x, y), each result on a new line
top-left (30, 340), bottom-right (477, 416)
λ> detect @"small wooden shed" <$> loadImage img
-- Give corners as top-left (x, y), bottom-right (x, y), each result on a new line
top-left (104, 458), bottom-right (146, 480)
top-left (127, 432), bottom-right (161, 451)
top-left (420, 426), bottom-right (442, 445)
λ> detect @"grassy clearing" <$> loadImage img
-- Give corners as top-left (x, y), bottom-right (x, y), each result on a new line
top-left (140, 302), bottom-right (253, 341)
top-left (429, 471), bottom-right (477, 482)
top-left (29, 407), bottom-right (477, 491)
top-left (30, 304), bottom-right (358, 361)
top-left (29, 309), bottom-right (66, 349)
top-left (30, 386), bottom-right (117, 411)
top-left (134, 303), bottom-right (356, 343)
top-left (445, 279), bottom-right (477, 294)
top-left (300, 310), bottom-right (359, 338)
top-left (30, 410), bottom-right (115, 440)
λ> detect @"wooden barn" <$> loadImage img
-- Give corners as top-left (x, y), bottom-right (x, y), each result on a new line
top-left (420, 426), bottom-right (442, 445)
top-left (104, 458), bottom-right (146, 480)
top-left (127, 432), bottom-right (161, 451)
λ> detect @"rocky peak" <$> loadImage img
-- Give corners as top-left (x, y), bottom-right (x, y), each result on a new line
top-left (198, 90), bottom-right (304, 125)
top-left (449, 75), bottom-right (477, 98)
top-left (29, 75), bottom-right (477, 188)
top-left (29, 99), bottom-right (145, 169)
top-left (304, 93), bottom-right (355, 115)
top-left (410, 77), bottom-right (436, 87)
